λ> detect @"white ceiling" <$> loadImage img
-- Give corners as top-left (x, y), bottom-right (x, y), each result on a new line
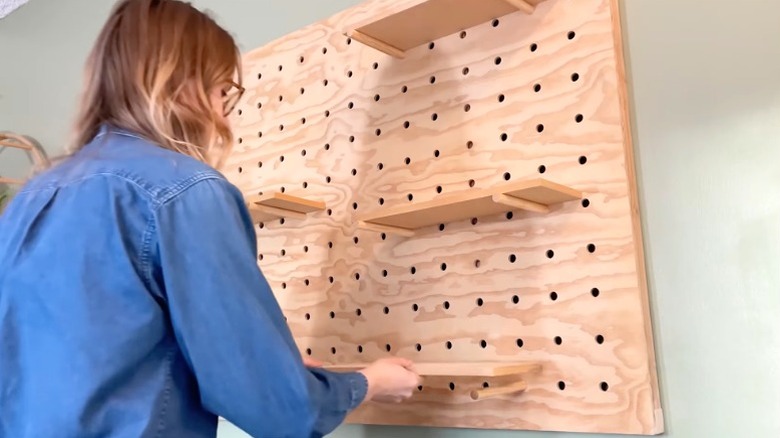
top-left (0, 0), bottom-right (29, 19)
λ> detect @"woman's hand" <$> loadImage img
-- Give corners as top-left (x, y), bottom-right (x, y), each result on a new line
top-left (358, 357), bottom-right (422, 403)
top-left (303, 357), bottom-right (323, 368)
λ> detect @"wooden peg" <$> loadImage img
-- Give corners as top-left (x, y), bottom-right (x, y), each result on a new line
top-left (348, 30), bottom-right (406, 59)
top-left (470, 380), bottom-right (528, 400)
top-left (491, 193), bottom-right (549, 214)
top-left (501, 0), bottom-right (535, 14)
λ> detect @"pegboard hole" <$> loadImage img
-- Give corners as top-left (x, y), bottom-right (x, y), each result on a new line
top-left (348, 102), bottom-right (354, 109)
top-left (494, 56), bottom-right (502, 65)
top-left (428, 42), bottom-right (435, 50)
top-left (281, 249), bottom-right (287, 256)
top-left (492, 18), bottom-right (499, 27)
top-left (575, 114), bottom-right (584, 123)
top-left (385, 344), bottom-right (392, 352)
top-left (323, 79), bottom-right (329, 86)
top-left (438, 223), bottom-right (445, 231)
top-left (301, 149), bottom-right (307, 156)
top-left (357, 345), bottom-right (363, 353)
top-left (303, 245), bottom-right (309, 253)
top-left (579, 156), bottom-right (587, 165)
top-left (325, 110), bottom-right (331, 117)
top-left (571, 72), bottom-right (580, 82)
top-left (471, 218), bottom-right (478, 226)
top-left (460, 30), bottom-right (467, 38)
top-left (509, 254), bottom-right (517, 263)
top-left (259, 254), bottom-right (264, 261)
top-left (430, 76), bottom-right (436, 84)
top-left (443, 301), bottom-right (450, 309)
top-left (407, 193), bottom-right (414, 202)
top-left (299, 55), bottom-right (304, 63)
top-left (550, 291), bottom-right (558, 301)
top-left (382, 269), bottom-right (388, 277)
top-left (538, 165), bottom-right (547, 174)
top-left (582, 198), bottom-right (591, 208)
top-left (512, 295), bottom-right (520, 304)
top-left (416, 343), bottom-right (422, 352)
top-left (237, 137), bottom-right (243, 144)
top-left (476, 298), bottom-right (484, 306)
top-left (497, 94), bottom-right (505, 103)
top-left (305, 313), bottom-right (311, 320)
top-left (328, 276), bottom-right (334, 283)
top-left (434, 149), bottom-right (441, 158)
top-left (325, 177), bottom-right (332, 185)
top-left (474, 259), bottom-right (481, 268)
top-left (506, 211), bottom-right (513, 220)
top-left (354, 272), bottom-right (360, 280)
top-left (257, 72), bottom-right (263, 80)
top-left (329, 311), bottom-right (335, 319)
top-left (530, 43), bottom-right (538, 52)
top-left (412, 303), bottom-right (419, 312)
top-left (279, 155), bottom-right (285, 162)
top-left (546, 249), bottom-right (555, 259)
top-left (373, 62), bottom-right (379, 70)
top-left (306, 348), bottom-right (312, 355)
top-left (374, 94), bottom-right (380, 102)
top-left (568, 30), bottom-right (576, 40)
top-left (300, 87), bottom-right (305, 95)
top-left (587, 243), bottom-right (597, 253)
top-left (503, 172), bottom-right (511, 180)
top-left (516, 338), bottom-right (524, 348)
top-left (536, 124), bottom-right (545, 133)
top-left (347, 70), bottom-right (353, 78)
top-left (600, 382), bottom-right (609, 391)
top-left (379, 198), bottom-right (385, 205)
top-left (558, 381), bottom-right (566, 390)
top-left (446, 341), bottom-right (453, 349)
top-left (375, 128), bottom-right (382, 136)
top-left (238, 166), bottom-right (243, 173)
top-left (534, 83), bottom-right (542, 92)
top-left (322, 47), bottom-right (328, 54)
top-left (500, 133), bottom-right (508, 142)
top-left (383, 306), bottom-right (390, 314)
top-left (440, 263), bottom-right (447, 271)
top-left (280, 187), bottom-right (286, 194)
top-left (401, 85), bottom-right (408, 93)
top-left (462, 67), bottom-right (470, 75)
top-left (257, 160), bottom-right (263, 168)
top-left (355, 308), bottom-right (362, 317)
top-left (554, 336), bottom-right (563, 345)
top-left (353, 236), bottom-right (359, 244)
top-left (278, 95), bottom-right (283, 102)
top-left (449, 382), bottom-right (456, 391)
top-left (591, 287), bottom-right (601, 297)
top-left (468, 179), bottom-right (476, 187)
top-left (410, 266), bottom-right (417, 275)
top-left (431, 113), bottom-right (438, 121)
top-left (377, 162), bottom-right (384, 170)
top-left (381, 233), bottom-right (387, 240)
top-left (464, 103), bottom-right (471, 112)
top-left (278, 64), bottom-right (283, 71)
top-left (279, 218), bottom-right (285, 225)
top-left (281, 282), bottom-right (287, 289)
top-left (349, 135), bottom-right (355, 143)
top-left (351, 168), bottom-right (357, 176)
top-left (328, 242), bottom-right (333, 249)
top-left (304, 279), bottom-right (310, 286)
top-left (331, 347), bottom-right (336, 354)
top-left (436, 186), bottom-right (443, 194)
top-left (596, 334), bottom-right (605, 344)
top-left (480, 340), bottom-right (487, 349)
top-left (257, 102), bottom-right (263, 109)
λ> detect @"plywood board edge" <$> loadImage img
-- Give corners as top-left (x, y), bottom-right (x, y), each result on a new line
top-left (610, 0), bottom-right (664, 434)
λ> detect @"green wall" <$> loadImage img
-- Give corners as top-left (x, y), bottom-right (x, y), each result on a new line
top-left (2, 0), bottom-right (779, 437)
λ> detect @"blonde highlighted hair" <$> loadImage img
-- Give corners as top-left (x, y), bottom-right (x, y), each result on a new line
top-left (70, 0), bottom-right (243, 169)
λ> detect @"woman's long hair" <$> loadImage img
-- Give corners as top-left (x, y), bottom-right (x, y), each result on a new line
top-left (69, 0), bottom-right (242, 169)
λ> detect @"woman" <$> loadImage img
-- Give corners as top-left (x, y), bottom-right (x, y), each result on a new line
top-left (0, 1), bottom-right (421, 437)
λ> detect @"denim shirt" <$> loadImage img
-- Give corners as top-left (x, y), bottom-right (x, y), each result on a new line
top-left (0, 125), bottom-right (367, 438)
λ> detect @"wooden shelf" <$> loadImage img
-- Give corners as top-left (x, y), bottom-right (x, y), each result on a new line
top-left (357, 178), bottom-right (582, 236)
top-left (246, 192), bottom-right (325, 221)
top-left (345, 0), bottom-right (541, 58)
top-left (323, 361), bottom-right (541, 377)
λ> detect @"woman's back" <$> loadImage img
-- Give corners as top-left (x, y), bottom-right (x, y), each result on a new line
top-left (0, 126), bottom-right (230, 437)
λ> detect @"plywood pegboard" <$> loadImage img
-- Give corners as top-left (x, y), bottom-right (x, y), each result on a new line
top-left (222, 0), bottom-right (663, 434)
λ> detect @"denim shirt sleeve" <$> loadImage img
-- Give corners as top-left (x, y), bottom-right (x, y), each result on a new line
top-left (150, 175), bottom-right (367, 437)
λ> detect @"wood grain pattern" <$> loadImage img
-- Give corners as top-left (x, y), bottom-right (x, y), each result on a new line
top-left (223, 0), bottom-right (662, 434)
top-left (324, 361), bottom-right (542, 376)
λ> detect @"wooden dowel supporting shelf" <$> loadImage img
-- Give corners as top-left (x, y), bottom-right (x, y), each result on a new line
top-left (357, 178), bottom-right (582, 236)
top-left (245, 192), bottom-right (325, 221)
top-left (344, 0), bottom-right (547, 57)
top-left (470, 380), bottom-right (528, 400)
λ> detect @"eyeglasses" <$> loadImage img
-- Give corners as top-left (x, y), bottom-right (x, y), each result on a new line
top-left (221, 80), bottom-right (245, 116)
